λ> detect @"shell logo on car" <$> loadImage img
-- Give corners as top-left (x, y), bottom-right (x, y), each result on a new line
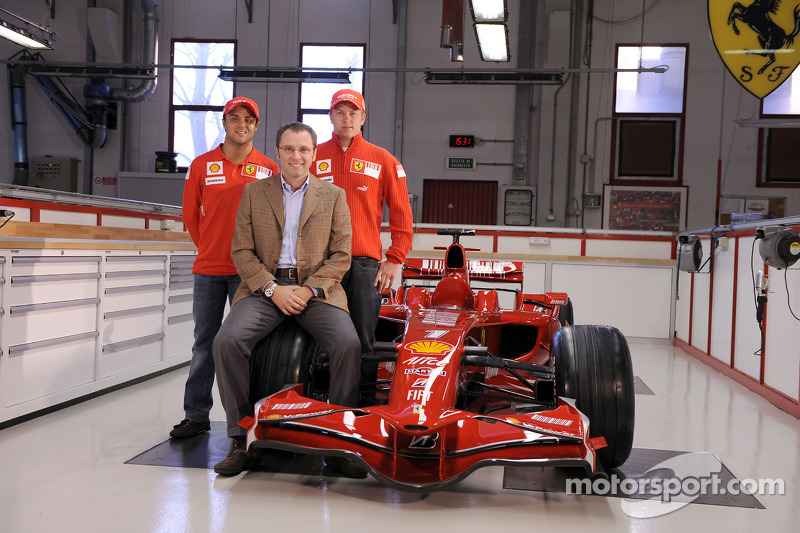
top-left (407, 341), bottom-right (453, 355)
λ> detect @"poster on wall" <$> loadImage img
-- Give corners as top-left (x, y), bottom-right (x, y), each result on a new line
top-left (603, 185), bottom-right (687, 232)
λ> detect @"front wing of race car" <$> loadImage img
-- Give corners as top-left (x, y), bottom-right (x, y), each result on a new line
top-left (243, 386), bottom-right (607, 491)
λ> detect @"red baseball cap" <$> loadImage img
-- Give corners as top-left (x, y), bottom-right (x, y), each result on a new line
top-left (223, 96), bottom-right (259, 122)
top-left (330, 89), bottom-right (365, 112)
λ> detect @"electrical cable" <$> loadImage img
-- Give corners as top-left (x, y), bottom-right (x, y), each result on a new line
top-left (0, 210), bottom-right (14, 229)
top-left (784, 268), bottom-right (800, 321)
top-left (750, 235), bottom-right (765, 355)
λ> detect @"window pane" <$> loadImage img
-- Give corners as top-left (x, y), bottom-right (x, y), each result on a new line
top-left (615, 46), bottom-right (686, 114)
top-left (766, 128), bottom-right (800, 181)
top-left (302, 113), bottom-right (334, 144)
top-left (300, 45), bottom-right (364, 110)
top-left (173, 42), bottom-right (234, 106)
top-left (173, 110), bottom-right (226, 167)
top-left (763, 69), bottom-right (800, 115)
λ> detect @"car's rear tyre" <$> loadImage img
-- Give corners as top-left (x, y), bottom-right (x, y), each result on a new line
top-left (556, 297), bottom-right (574, 326)
top-left (249, 319), bottom-right (320, 405)
top-left (551, 324), bottom-right (634, 469)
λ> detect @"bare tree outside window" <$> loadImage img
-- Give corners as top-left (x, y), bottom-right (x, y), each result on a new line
top-left (299, 44), bottom-right (365, 141)
top-left (170, 40), bottom-right (235, 167)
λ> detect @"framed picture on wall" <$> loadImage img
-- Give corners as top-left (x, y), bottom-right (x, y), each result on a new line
top-left (603, 185), bottom-right (688, 232)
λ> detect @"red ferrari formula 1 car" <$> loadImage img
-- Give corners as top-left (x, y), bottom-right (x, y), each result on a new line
top-left (242, 229), bottom-right (635, 491)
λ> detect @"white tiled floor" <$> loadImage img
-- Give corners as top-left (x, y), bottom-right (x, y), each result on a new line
top-left (1, 340), bottom-right (797, 532)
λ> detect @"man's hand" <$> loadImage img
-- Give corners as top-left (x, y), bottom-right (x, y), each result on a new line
top-left (271, 285), bottom-right (313, 315)
top-left (374, 261), bottom-right (401, 293)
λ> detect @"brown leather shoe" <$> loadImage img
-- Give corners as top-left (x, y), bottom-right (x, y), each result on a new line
top-left (170, 418), bottom-right (210, 439)
top-left (214, 437), bottom-right (251, 476)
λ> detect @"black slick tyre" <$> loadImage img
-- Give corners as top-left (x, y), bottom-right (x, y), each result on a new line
top-left (551, 324), bottom-right (634, 469)
top-left (249, 318), bottom-right (319, 404)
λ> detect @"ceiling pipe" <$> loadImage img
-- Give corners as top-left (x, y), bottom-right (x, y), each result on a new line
top-left (440, 0), bottom-right (464, 62)
top-left (9, 64), bottom-right (29, 186)
top-left (110, 0), bottom-right (158, 102)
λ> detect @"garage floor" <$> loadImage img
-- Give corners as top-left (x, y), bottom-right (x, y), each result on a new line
top-left (1, 340), bottom-right (797, 532)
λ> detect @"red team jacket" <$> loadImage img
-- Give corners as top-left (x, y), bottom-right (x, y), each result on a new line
top-left (182, 144), bottom-right (279, 276)
top-left (313, 133), bottom-right (413, 265)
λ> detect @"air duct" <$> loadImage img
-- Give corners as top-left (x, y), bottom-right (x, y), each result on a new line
top-left (9, 64), bottom-right (28, 185)
top-left (110, 0), bottom-right (158, 102)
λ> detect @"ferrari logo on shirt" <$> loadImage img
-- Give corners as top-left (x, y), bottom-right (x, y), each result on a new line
top-left (207, 161), bottom-right (224, 175)
top-left (316, 159), bottom-right (331, 174)
top-left (350, 158), bottom-right (381, 179)
top-left (242, 164), bottom-right (274, 180)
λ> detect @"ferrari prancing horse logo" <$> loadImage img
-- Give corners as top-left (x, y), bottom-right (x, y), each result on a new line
top-left (709, 0), bottom-right (800, 97)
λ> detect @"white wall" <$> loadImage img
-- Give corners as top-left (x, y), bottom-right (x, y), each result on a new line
top-left (1, 0), bottom-right (798, 230)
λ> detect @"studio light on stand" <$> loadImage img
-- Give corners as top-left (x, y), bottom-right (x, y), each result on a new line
top-left (0, 7), bottom-right (56, 50)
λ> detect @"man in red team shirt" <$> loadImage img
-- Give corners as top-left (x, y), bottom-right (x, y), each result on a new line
top-left (171, 96), bottom-right (279, 439)
top-left (313, 89), bottom-right (413, 401)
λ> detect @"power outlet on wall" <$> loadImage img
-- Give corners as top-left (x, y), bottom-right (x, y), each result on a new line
top-left (584, 194), bottom-right (601, 208)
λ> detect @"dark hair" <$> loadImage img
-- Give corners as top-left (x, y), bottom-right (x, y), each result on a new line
top-left (275, 122), bottom-right (317, 148)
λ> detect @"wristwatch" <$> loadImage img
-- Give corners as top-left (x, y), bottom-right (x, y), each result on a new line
top-left (262, 282), bottom-right (276, 298)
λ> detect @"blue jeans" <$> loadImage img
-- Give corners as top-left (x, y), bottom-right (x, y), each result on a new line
top-left (182, 273), bottom-right (241, 422)
top-left (341, 257), bottom-right (381, 354)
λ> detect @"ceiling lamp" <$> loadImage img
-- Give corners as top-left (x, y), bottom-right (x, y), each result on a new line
top-left (468, 0), bottom-right (509, 62)
top-left (424, 70), bottom-right (562, 85)
top-left (469, 0), bottom-right (507, 22)
top-left (0, 8), bottom-right (55, 50)
top-left (218, 68), bottom-right (350, 84)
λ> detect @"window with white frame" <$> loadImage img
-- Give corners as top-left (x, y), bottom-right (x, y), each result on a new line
top-left (298, 44), bottom-right (365, 142)
top-left (169, 39), bottom-right (235, 168)
top-left (611, 44), bottom-right (688, 184)
top-left (758, 69), bottom-right (800, 186)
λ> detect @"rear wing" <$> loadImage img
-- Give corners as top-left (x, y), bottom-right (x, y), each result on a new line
top-left (402, 258), bottom-right (524, 283)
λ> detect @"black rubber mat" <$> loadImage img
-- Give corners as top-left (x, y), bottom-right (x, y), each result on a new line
top-left (634, 375), bottom-right (655, 395)
top-left (126, 421), bottom-right (326, 473)
top-left (503, 447), bottom-right (764, 509)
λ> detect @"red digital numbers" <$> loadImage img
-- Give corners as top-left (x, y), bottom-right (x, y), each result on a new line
top-left (449, 135), bottom-right (474, 148)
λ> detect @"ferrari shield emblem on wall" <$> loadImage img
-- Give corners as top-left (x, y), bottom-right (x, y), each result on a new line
top-left (708, 0), bottom-right (800, 98)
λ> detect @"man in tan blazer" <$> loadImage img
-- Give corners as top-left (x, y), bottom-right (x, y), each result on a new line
top-left (212, 122), bottom-right (362, 476)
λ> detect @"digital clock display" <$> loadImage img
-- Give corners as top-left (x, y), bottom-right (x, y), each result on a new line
top-left (449, 135), bottom-right (475, 148)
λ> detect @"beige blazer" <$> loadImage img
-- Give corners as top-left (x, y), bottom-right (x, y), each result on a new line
top-left (230, 174), bottom-right (352, 312)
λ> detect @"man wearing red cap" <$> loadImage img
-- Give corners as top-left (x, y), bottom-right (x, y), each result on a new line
top-left (313, 89), bottom-right (413, 399)
top-left (171, 96), bottom-right (279, 439)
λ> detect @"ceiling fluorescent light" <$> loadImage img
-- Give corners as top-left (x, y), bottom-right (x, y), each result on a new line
top-left (475, 23), bottom-right (509, 62)
top-left (0, 18), bottom-right (52, 50)
top-left (424, 70), bottom-right (562, 85)
top-left (469, 0), bottom-right (507, 22)
top-left (218, 68), bottom-right (350, 83)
